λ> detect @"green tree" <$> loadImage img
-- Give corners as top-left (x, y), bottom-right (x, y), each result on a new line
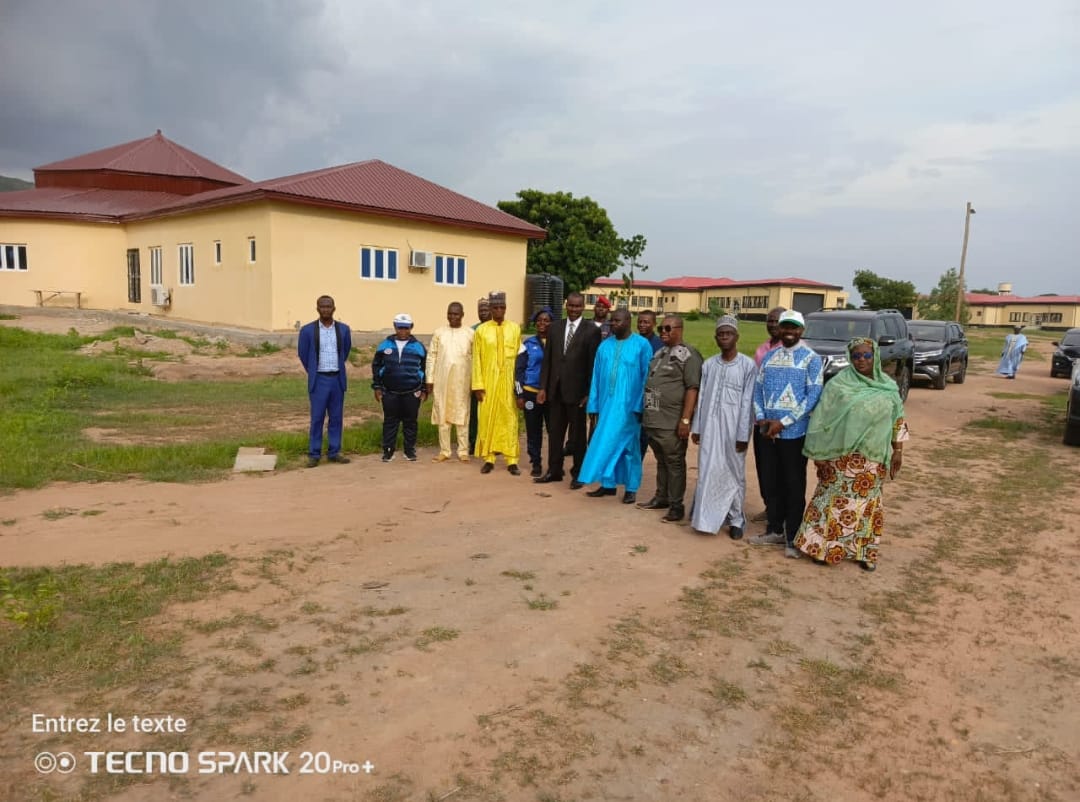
top-left (918, 268), bottom-right (968, 323)
top-left (497, 190), bottom-right (622, 293)
top-left (852, 270), bottom-right (917, 310)
top-left (612, 234), bottom-right (648, 307)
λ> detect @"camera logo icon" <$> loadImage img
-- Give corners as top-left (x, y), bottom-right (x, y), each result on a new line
top-left (34, 751), bottom-right (76, 774)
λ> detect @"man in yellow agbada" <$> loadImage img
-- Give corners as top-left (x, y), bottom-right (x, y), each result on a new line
top-left (426, 301), bottom-right (473, 463)
top-left (472, 290), bottom-right (521, 475)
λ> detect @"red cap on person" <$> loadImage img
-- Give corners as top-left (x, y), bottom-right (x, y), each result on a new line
top-left (595, 296), bottom-right (611, 309)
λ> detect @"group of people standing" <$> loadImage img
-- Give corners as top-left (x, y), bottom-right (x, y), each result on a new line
top-left (299, 291), bottom-right (909, 572)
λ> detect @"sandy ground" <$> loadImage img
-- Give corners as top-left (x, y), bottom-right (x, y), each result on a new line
top-left (1, 312), bottom-right (1078, 802)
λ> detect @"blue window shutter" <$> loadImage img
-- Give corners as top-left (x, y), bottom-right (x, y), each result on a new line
top-left (374, 249), bottom-right (384, 279)
top-left (435, 256), bottom-right (444, 284)
top-left (457, 258), bottom-right (466, 286)
top-left (447, 258), bottom-right (456, 285)
top-left (361, 248), bottom-right (371, 278)
top-left (388, 250), bottom-right (397, 279)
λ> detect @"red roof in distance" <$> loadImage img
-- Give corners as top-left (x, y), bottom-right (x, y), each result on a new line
top-left (35, 130), bottom-right (248, 185)
top-left (967, 292), bottom-right (1080, 305)
top-left (594, 275), bottom-right (842, 290)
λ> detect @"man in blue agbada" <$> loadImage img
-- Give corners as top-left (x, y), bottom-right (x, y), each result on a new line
top-left (997, 325), bottom-right (1028, 379)
top-left (578, 309), bottom-right (653, 504)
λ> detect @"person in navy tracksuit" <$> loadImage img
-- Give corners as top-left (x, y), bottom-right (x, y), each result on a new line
top-left (372, 313), bottom-right (428, 462)
top-left (297, 295), bottom-right (353, 467)
top-left (515, 307), bottom-right (552, 477)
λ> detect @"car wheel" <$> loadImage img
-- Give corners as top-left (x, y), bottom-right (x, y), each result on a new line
top-left (953, 360), bottom-right (966, 384)
top-left (894, 364), bottom-right (911, 402)
top-left (933, 362), bottom-right (947, 390)
top-left (1065, 420), bottom-right (1080, 447)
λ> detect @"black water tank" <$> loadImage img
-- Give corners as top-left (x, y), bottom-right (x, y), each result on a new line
top-left (524, 273), bottom-right (565, 321)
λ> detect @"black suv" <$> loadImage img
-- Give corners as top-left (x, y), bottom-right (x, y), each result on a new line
top-left (801, 309), bottom-right (914, 401)
top-left (1050, 328), bottom-right (1080, 378)
top-left (909, 320), bottom-right (969, 389)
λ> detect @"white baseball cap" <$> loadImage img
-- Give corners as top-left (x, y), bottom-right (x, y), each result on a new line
top-left (392, 312), bottom-right (414, 328)
top-left (778, 310), bottom-right (805, 327)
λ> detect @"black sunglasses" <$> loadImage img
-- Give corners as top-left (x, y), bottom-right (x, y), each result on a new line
top-left (850, 351), bottom-right (874, 360)
top-left (661, 324), bottom-right (682, 332)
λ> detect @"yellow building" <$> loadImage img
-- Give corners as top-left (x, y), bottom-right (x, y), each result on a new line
top-left (584, 276), bottom-right (848, 318)
top-left (0, 132), bottom-right (545, 333)
top-left (965, 292), bottom-right (1080, 330)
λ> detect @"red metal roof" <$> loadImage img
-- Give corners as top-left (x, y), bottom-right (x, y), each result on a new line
top-left (0, 187), bottom-right (185, 221)
top-left (133, 160), bottom-right (546, 238)
top-left (35, 131), bottom-right (248, 184)
top-left (595, 275), bottom-right (843, 291)
top-left (967, 292), bottom-right (1080, 305)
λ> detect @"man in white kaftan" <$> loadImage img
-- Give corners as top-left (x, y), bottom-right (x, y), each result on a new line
top-left (426, 302), bottom-right (473, 461)
top-left (690, 316), bottom-right (757, 538)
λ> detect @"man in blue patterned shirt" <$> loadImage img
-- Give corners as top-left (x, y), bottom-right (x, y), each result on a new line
top-left (749, 310), bottom-right (823, 558)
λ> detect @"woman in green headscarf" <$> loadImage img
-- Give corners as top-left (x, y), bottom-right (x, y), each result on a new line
top-left (793, 337), bottom-right (908, 571)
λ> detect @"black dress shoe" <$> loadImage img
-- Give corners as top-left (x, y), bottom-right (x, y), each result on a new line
top-left (534, 473), bottom-right (563, 484)
top-left (480, 462), bottom-right (494, 474)
top-left (637, 496), bottom-right (669, 510)
top-left (622, 491), bottom-right (637, 505)
top-left (507, 464), bottom-right (521, 476)
top-left (586, 486), bottom-right (616, 497)
top-left (530, 464), bottom-right (542, 478)
top-left (662, 506), bottom-right (685, 523)
top-left (569, 480), bottom-right (584, 490)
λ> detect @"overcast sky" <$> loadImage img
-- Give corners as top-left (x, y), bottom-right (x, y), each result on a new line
top-left (2, 0), bottom-right (1077, 297)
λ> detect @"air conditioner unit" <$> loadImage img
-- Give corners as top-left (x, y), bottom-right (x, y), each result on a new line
top-left (410, 250), bottom-right (434, 269)
top-left (150, 285), bottom-right (171, 307)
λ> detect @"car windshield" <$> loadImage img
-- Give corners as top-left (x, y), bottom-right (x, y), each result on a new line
top-left (908, 324), bottom-right (947, 342)
top-left (803, 317), bottom-right (872, 341)
top-left (1061, 333), bottom-right (1080, 347)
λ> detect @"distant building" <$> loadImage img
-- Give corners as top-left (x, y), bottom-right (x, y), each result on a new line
top-left (584, 276), bottom-right (847, 319)
top-left (965, 292), bottom-right (1080, 330)
top-left (0, 131), bottom-right (545, 333)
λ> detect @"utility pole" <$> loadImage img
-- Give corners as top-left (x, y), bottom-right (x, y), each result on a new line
top-left (955, 202), bottom-right (975, 322)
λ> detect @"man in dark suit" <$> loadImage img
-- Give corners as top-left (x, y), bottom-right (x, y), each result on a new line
top-left (297, 295), bottom-right (353, 467)
top-left (535, 291), bottom-right (601, 488)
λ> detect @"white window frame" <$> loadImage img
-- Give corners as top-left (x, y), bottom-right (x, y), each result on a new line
top-left (178, 243), bottom-right (195, 286)
top-left (359, 246), bottom-right (399, 281)
top-left (247, 237), bottom-right (256, 264)
top-left (213, 241), bottom-right (222, 265)
top-left (434, 254), bottom-right (467, 287)
top-left (0, 243), bottom-right (28, 271)
top-left (149, 246), bottom-right (162, 285)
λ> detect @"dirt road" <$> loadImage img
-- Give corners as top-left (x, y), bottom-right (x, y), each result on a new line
top-left (1, 319), bottom-right (1078, 802)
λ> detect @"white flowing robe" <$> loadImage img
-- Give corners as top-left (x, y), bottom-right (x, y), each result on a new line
top-left (690, 352), bottom-right (757, 533)
top-left (428, 325), bottom-right (472, 426)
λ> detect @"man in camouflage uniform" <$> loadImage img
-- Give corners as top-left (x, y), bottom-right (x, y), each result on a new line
top-left (638, 314), bottom-right (703, 522)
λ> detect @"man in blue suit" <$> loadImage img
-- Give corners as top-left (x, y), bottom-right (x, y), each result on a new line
top-left (297, 295), bottom-right (353, 467)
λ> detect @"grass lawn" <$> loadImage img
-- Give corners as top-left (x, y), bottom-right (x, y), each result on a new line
top-left (0, 326), bottom-right (435, 489)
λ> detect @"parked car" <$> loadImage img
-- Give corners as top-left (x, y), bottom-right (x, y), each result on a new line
top-left (1050, 328), bottom-right (1080, 378)
top-left (909, 320), bottom-right (969, 389)
top-left (1065, 360), bottom-right (1080, 446)
top-left (801, 309), bottom-right (914, 401)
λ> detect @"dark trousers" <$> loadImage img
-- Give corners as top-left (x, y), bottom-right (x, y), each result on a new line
top-left (546, 399), bottom-right (587, 479)
top-left (308, 373), bottom-right (344, 458)
top-left (757, 435), bottom-right (807, 544)
top-left (752, 426), bottom-right (770, 506)
top-left (468, 394), bottom-right (479, 453)
top-left (381, 391), bottom-right (421, 454)
top-left (522, 390), bottom-right (548, 468)
top-left (646, 426), bottom-right (689, 508)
